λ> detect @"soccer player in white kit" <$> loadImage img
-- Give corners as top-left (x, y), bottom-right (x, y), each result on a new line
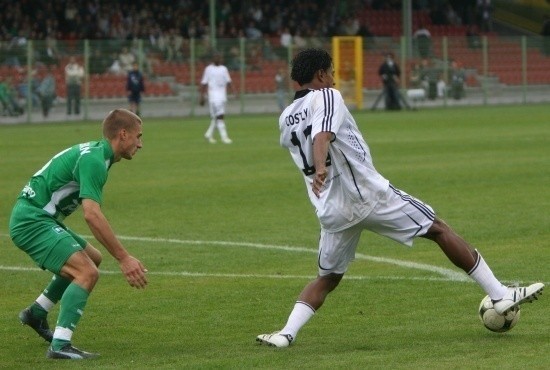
top-left (199, 52), bottom-right (234, 144)
top-left (256, 48), bottom-right (544, 348)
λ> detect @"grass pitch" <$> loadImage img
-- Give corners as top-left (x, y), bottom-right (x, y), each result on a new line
top-left (0, 105), bottom-right (548, 369)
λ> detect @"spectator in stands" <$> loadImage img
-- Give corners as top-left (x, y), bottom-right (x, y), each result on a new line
top-left (64, 56), bottom-right (84, 115)
top-left (275, 67), bottom-right (288, 112)
top-left (436, 72), bottom-right (447, 98)
top-left (541, 14), bottom-right (550, 56)
top-left (477, 0), bottom-right (493, 33)
top-left (449, 59), bottom-right (466, 100)
top-left (245, 21), bottom-right (263, 40)
top-left (36, 66), bottom-right (57, 118)
top-left (17, 71), bottom-right (41, 109)
top-left (419, 58), bottom-right (439, 100)
top-left (89, 49), bottom-right (112, 75)
top-left (0, 75), bottom-right (24, 116)
top-left (126, 62), bottom-right (145, 116)
top-left (413, 23), bottom-right (432, 58)
top-left (43, 33), bottom-right (59, 66)
top-left (119, 47), bottom-right (136, 74)
top-left (280, 27), bottom-right (293, 48)
top-left (466, 24), bottom-right (482, 49)
top-left (430, 3), bottom-right (448, 25)
top-left (378, 52), bottom-right (401, 110)
top-left (409, 62), bottom-right (423, 89)
top-left (445, 2), bottom-right (462, 25)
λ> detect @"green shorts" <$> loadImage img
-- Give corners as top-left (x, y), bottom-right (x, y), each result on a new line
top-left (9, 199), bottom-right (88, 275)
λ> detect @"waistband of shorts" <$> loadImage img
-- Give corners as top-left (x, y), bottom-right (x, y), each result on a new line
top-left (15, 198), bottom-right (65, 221)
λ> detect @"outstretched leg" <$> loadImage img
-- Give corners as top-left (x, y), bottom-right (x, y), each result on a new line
top-left (422, 218), bottom-right (544, 313)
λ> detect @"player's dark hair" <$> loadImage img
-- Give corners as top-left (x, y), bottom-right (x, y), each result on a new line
top-left (102, 109), bottom-right (141, 139)
top-left (290, 48), bottom-right (333, 86)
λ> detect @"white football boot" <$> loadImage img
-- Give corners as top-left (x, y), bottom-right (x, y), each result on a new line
top-left (492, 282), bottom-right (544, 315)
top-left (256, 332), bottom-right (294, 348)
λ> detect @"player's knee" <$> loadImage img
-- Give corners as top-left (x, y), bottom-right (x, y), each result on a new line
top-left (83, 263), bottom-right (100, 286)
top-left (424, 218), bottom-right (451, 240)
top-left (320, 273), bottom-right (343, 292)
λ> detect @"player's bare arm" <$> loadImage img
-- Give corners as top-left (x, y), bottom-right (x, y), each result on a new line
top-left (199, 84), bottom-right (207, 106)
top-left (312, 131), bottom-right (332, 197)
top-left (82, 199), bottom-right (147, 288)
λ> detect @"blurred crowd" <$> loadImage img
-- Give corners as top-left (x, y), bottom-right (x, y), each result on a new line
top-left (0, 0), bottom-right (489, 45)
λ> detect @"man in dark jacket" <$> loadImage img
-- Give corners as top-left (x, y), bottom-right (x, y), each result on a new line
top-left (378, 53), bottom-right (401, 110)
top-left (126, 62), bottom-right (145, 116)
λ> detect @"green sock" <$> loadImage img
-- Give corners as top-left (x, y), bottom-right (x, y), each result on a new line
top-left (31, 275), bottom-right (71, 319)
top-left (44, 275), bottom-right (71, 303)
top-left (52, 283), bottom-right (90, 350)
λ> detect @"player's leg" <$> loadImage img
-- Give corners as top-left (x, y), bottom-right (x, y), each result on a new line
top-left (204, 102), bottom-right (217, 143)
top-left (10, 204), bottom-right (71, 342)
top-left (422, 217), bottom-right (543, 313)
top-left (371, 184), bottom-right (543, 314)
top-left (257, 226), bottom-right (361, 347)
top-left (46, 240), bottom-right (100, 359)
top-left (20, 237), bottom-right (101, 339)
top-left (214, 102), bottom-right (232, 143)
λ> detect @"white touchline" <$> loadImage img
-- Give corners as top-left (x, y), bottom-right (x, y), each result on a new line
top-left (0, 233), bottom-right (471, 282)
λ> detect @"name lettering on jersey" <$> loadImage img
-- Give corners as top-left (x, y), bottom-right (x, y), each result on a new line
top-left (79, 142), bottom-right (91, 155)
top-left (284, 108), bottom-right (308, 126)
top-left (22, 184), bottom-right (36, 198)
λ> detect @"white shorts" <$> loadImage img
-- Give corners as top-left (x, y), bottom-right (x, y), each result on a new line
top-left (209, 100), bottom-right (226, 118)
top-left (317, 184), bottom-right (435, 276)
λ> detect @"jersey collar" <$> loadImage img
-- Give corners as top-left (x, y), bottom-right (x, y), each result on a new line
top-left (101, 138), bottom-right (115, 168)
top-left (293, 89), bottom-right (313, 100)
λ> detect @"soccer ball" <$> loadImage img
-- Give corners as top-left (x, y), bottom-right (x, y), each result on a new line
top-left (478, 295), bottom-right (521, 333)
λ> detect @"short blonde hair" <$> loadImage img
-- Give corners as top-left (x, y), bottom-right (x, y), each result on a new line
top-left (102, 109), bottom-right (141, 139)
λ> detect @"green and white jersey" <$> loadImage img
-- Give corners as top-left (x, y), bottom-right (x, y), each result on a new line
top-left (18, 139), bottom-right (114, 220)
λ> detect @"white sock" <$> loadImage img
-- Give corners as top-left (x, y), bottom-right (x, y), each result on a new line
top-left (53, 326), bottom-right (73, 342)
top-left (216, 119), bottom-right (230, 140)
top-left (205, 119), bottom-right (216, 138)
top-left (36, 294), bottom-right (55, 312)
top-left (468, 250), bottom-right (508, 300)
top-left (280, 301), bottom-right (315, 339)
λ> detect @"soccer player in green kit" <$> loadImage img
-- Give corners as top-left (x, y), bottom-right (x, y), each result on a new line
top-left (9, 108), bottom-right (148, 359)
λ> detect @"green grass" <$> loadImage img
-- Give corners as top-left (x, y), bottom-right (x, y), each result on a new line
top-left (0, 105), bottom-right (549, 369)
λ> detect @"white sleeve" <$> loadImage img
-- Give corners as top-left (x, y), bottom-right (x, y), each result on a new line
top-left (201, 66), bottom-right (209, 85)
top-left (224, 66), bottom-right (231, 84)
top-left (310, 88), bottom-right (345, 139)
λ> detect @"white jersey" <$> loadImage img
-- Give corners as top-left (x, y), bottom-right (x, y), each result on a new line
top-left (201, 64), bottom-right (231, 102)
top-left (280, 88), bottom-right (389, 232)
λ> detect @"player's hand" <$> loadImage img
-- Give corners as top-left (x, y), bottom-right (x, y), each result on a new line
top-left (199, 96), bottom-right (205, 106)
top-left (119, 255), bottom-right (148, 289)
top-left (312, 168), bottom-right (328, 198)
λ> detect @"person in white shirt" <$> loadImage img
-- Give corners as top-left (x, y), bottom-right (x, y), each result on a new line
top-left (64, 56), bottom-right (84, 115)
top-left (199, 52), bottom-right (235, 144)
top-left (256, 48), bottom-right (544, 348)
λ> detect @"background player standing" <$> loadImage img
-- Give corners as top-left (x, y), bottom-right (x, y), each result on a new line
top-left (10, 109), bottom-right (148, 359)
top-left (199, 52), bottom-right (235, 144)
top-left (256, 48), bottom-right (544, 348)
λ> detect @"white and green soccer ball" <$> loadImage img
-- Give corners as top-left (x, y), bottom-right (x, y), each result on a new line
top-left (478, 295), bottom-right (521, 333)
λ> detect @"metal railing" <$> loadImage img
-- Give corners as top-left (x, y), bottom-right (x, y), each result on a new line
top-left (1, 36), bottom-right (549, 123)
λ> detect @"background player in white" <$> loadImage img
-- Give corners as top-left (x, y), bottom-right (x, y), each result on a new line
top-left (199, 52), bottom-right (235, 144)
top-left (256, 48), bottom-right (544, 348)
